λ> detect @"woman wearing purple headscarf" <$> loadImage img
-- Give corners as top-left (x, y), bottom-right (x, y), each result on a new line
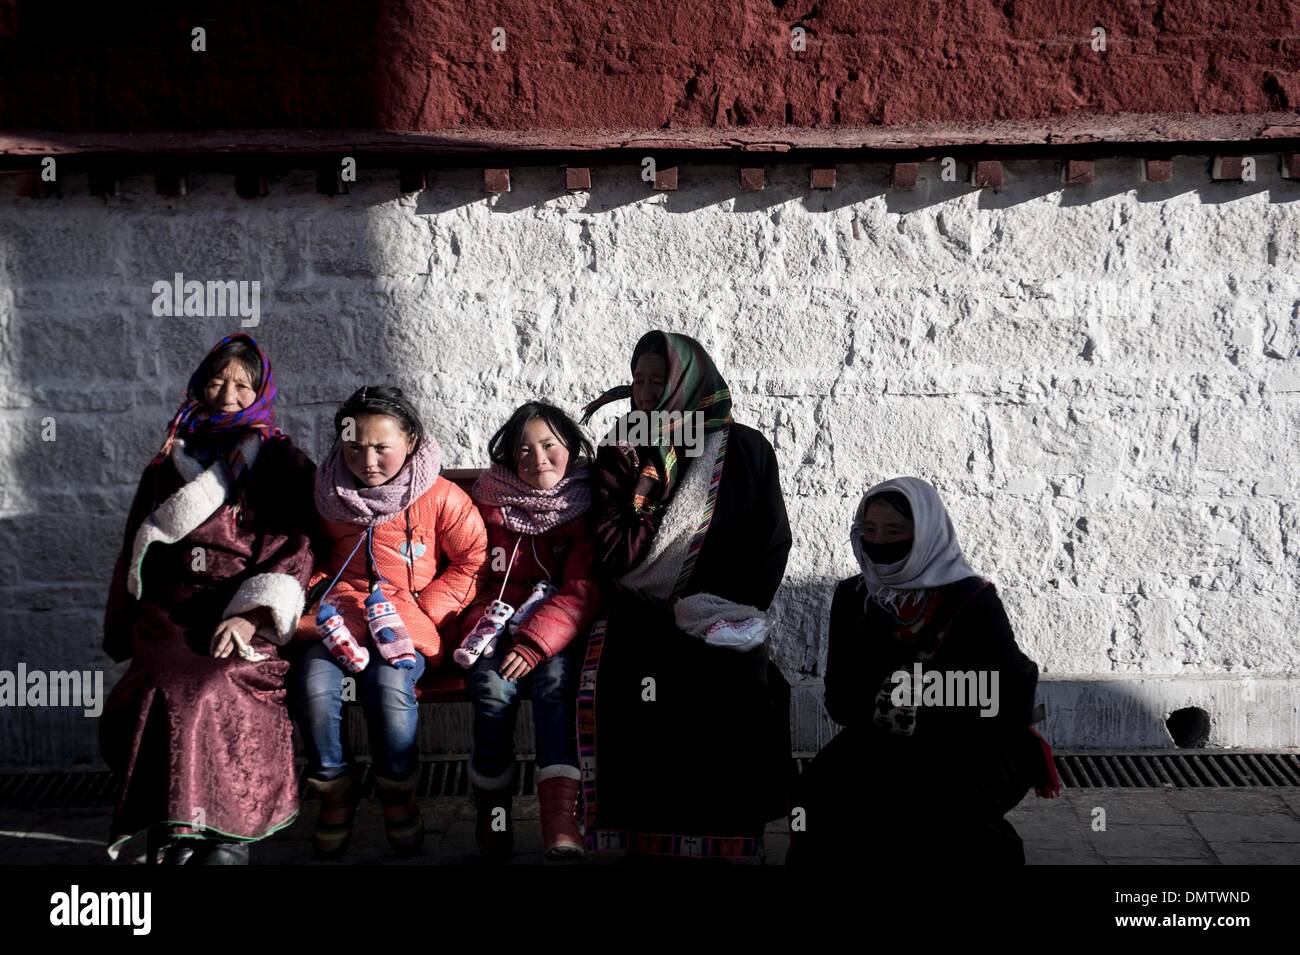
top-left (100, 334), bottom-right (318, 864)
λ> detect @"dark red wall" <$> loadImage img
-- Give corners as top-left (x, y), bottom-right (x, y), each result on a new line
top-left (2, 0), bottom-right (1298, 138)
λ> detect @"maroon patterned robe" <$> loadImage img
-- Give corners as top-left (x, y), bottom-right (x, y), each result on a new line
top-left (100, 434), bottom-right (317, 853)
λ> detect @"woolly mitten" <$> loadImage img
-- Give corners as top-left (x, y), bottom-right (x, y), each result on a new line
top-left (364, 586), bottom-right (419, 670)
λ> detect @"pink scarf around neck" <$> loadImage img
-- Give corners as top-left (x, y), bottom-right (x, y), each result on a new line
top-left (314, 436), bottom-right (443, 526)
top-left (471, 461), bottom-right (592, 535)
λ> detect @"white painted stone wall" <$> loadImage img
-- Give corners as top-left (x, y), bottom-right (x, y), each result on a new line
top-left (1, 155), bottom-right (1298, 768)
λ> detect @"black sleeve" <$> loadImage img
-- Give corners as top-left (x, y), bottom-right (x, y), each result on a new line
top-left (822, 578), bottom-right (866, 728)
top-left (745, 436), bottom-right (791, 612)
top-left (590, 441), bottom-right (662, 578)
top-left (954, 585), bottom-right (1039, 734)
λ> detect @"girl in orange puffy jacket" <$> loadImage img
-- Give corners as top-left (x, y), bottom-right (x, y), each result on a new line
top-left (290, 386), bottom-right (487, 859)
top-left (460, 400), bottom-right (602, 861)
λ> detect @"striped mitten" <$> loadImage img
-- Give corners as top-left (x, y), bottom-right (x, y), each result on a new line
top-left (316, 602), bottom-right (370, 673)
top-left (364, 586), bottom-right (419, 670)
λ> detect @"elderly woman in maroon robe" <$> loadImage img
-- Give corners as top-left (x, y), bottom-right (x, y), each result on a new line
top-left (100, 334), bottom-right (317, 864)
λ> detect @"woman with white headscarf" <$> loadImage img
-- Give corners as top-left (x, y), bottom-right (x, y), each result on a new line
top-left (787, 477), bottom-right (1059, 866)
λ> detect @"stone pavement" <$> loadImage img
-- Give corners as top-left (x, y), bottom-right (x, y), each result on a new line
top-left (1011, 786), bottom-right (1300, 865)
top-left (2, 786), bottom-right (1299, 865)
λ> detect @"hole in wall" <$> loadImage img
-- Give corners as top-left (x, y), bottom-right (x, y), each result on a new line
top-left (1166, 707), bottom-right (1212, 748)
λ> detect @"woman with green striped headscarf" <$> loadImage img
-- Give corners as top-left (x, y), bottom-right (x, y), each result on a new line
top-left (576, 330), bottom-right (794, 861)
top-left (581, 330), bottom-right (734, 529)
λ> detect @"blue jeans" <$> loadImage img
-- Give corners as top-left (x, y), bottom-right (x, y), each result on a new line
top-left (468, 635), bottom-right (582, 784)
top-left (291, 640), bottom-right (426, 782)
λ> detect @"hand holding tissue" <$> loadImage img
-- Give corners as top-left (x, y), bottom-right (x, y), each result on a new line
top-left (672, 592), bottom-right (770, 653)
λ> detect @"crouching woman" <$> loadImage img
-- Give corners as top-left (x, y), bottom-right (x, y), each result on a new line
top-left (789, 477), bottom-right (1060, 866)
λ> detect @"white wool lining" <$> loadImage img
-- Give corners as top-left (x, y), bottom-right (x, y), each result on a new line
top-left (223, 572), bottom-right (306, 645)
top-left (126, 437), bottom-right (262, 598)
top-left (535, 764), bottom-right (582, 783)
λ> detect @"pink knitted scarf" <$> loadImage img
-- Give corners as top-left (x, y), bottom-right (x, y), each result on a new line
top-left (471, 461), bottom-right (592, 535)
top-left (314, 435), bottom-right (443, 526)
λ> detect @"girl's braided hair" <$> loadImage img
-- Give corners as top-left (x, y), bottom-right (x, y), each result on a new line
top-left (333, 385), bottom-right (425, 449)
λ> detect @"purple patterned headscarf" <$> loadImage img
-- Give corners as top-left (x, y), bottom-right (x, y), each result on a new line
top-left (154, 332), bottom-right (281, 488)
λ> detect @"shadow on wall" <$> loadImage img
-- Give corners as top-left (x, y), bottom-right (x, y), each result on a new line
top-left (1035, 677), bottom-right (1300, 751)
top-left (2, 151), bottom-right (1299, 769)
top-left (0, 161), bottom-right (857, 770)
top-left (351, 662), bottom-right (1266, 759)
top-left (0, 163), bottom-right (413, 769)
top-left (5, 2), bottom-right (396, 134)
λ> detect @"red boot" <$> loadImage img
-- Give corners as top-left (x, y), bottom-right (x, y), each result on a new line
top-left (537, 767), bottom-right (585, 860)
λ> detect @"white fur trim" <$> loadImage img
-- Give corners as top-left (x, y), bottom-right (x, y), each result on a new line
top-left (615, 428), bottom-right (726, 601)
top-left (127, 453), bottom-right (230, 598)
top-left (126, 435), bottom-right (261, 599)
top-left (536, 764), bottom-right (582, 783)
top-left (467, 762), bottom-right (516, 791)
top-left (223, 572), bottom-right (306, 645)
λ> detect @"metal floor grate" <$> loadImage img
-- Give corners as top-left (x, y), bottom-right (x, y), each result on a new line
top-left (3, 752), bottom-right (1298, 809)
top-left (1055, 751), bottom-right (1300, 788)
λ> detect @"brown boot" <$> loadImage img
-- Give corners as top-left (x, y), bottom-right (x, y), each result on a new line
top-left (373, 773), bottom-right (425, 856)
top-left (537, 770), bottom-right (586, 860)
top-left (307, 774), bottom-right (359, 859)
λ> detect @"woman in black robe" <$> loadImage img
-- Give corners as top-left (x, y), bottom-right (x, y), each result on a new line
top-left (788, 477), bottom-right (1060, 866)
top-left (100, 334), bottom-right (317, 864)
top-left (577, 330), bottom-right (793, 859)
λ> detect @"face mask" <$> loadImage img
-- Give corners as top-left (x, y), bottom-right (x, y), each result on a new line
top-left (864, 538), bottom-right (913, 565)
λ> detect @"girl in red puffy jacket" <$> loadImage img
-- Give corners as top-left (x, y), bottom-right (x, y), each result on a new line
top-left (459, 401), bottom-right (601, 861)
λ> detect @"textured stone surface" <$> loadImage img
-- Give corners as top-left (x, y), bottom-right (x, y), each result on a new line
top-left (1039, 679), bottom-right (1300, 749)
top-left (2, 2), bottom-right (1298, 139)
top-left (1, 154), bottom-right (1298, 766)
